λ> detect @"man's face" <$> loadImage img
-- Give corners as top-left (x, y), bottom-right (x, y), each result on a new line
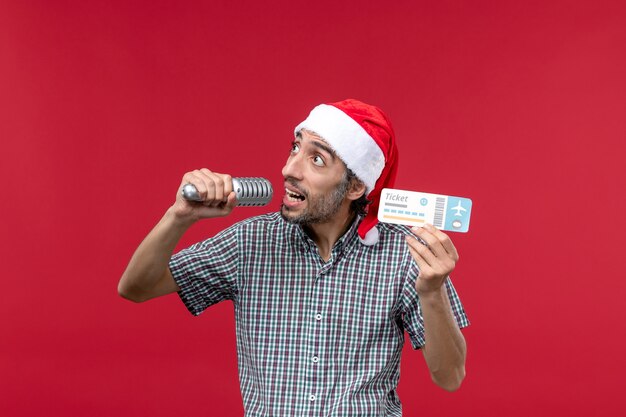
top-left (280, 130), bottom-right (351, 225)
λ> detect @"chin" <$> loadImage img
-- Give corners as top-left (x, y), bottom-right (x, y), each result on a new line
top-left (280, 204), bottom-right (307, 225)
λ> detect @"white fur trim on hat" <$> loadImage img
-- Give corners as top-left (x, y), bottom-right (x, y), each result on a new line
top-left (294, 104), bottom-right (385, 195)
top-left (360, 226), bottom-right (379, 246)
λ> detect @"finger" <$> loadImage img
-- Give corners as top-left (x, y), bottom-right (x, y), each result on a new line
top-left (182, 171), bottom-right (209, 201)
top-left (199, 169), bottom-right (225, 204)
top-left (405, 234), bottom-right (435, 268)
top-left (182, 171), bottom-right (205, 190)
top-left (210, 192), bottom-right (238, 216)
top-left (202, 170), bottom-right (234, 205)
top-left (406, 240), bottom-right (432, 277)
top-left (411, 226), bottom-right (446, 258)
top-left (221, 174), bottom-right (233, 198)
top-left (423, 224), bottom-right (459, 261)
top-left (406, 237), bottom-right (426, 266)
top-left (224, 191), bottom-right (238, 210)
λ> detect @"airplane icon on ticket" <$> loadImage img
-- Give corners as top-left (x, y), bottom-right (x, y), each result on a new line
top-left (451, 201), bottom-right (467, 216)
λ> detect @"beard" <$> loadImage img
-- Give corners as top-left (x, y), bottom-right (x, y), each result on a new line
top-left (280, 173), bottom-right (350, 226)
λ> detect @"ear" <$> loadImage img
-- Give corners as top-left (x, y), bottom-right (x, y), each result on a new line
top-left (346, 179), bottom-right (367, 201)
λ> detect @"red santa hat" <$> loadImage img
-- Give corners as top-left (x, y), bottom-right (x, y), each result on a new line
top-left (294, 98), bottom-right (398, 245)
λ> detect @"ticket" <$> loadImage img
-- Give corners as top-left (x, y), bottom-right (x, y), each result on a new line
top-left (378, 188), bottom-right (473, 233)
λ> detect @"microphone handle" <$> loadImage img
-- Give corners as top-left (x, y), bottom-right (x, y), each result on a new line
top-left (181, 177), bottom-right (273, 207)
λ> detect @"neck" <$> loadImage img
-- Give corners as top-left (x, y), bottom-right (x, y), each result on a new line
top-left (305, 206), bottom-right (356, 262)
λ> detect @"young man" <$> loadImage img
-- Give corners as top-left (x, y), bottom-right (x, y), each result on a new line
top-left (118, 99), bottom-right (469, 416)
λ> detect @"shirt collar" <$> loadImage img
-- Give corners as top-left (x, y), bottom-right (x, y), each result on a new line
top-left (292, 214), bottom-right (362, 256)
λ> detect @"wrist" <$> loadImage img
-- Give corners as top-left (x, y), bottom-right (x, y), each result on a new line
top-left (165, 205), bottom-right (197, 230)
top-left (417, 284), bottom-right (448, 307)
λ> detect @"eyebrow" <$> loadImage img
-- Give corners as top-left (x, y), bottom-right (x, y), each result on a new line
top-left (295, 130), bottom-right (338, 161)
top-left (310, 140), bottom-right (337, 161)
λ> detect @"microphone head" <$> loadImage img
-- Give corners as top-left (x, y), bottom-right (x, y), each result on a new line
top-left (232, 177), bottom-right (273, 207)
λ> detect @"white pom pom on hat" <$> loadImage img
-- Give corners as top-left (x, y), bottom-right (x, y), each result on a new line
top-left (294, 99), bottom-right (398, 245)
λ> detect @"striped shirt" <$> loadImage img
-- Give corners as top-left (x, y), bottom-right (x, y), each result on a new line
top-left (169, 212), bottom-right (469, 416)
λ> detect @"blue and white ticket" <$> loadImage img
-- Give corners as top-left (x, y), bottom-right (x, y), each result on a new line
top-left (378, 188), bottom-right (473, 233)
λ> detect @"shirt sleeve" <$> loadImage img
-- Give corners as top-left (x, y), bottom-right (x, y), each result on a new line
top-left (168, 225), bottom-right (239, 316)
top-left (401, 262), bottom-right (470, 350)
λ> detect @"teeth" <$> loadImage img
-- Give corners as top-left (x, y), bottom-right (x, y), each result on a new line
top-left (285, 188), bottom-right (302, 197)
top-left (285, 188), bottom-right (304, 202)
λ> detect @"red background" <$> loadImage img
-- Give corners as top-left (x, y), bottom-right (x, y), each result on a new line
top-left (1, 1), bottom-right (625, 416)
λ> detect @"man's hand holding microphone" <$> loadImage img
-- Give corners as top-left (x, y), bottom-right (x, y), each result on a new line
top-left (172, 169), bottom-right (239, 224)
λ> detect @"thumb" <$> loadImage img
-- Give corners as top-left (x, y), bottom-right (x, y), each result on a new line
top-left (225, 191), bottom-right (238, 210)
top-left (211, 192), bottom-right (237, 218)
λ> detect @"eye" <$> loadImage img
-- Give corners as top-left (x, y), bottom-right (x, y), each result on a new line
top-left (313, 155), bottom-right (325, 167)
top-left (290, 142), bottom-right (300, 154)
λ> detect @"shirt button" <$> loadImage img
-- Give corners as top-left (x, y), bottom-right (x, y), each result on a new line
top-left (312, 356), bottom-right (319, 363)
top-left (315, 313), bottom-right (322, 321)
top-left (309, 394), bottom-right (316, 401)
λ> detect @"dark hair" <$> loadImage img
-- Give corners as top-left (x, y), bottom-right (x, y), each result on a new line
top-left (345, 168), bottom-right (370, 217)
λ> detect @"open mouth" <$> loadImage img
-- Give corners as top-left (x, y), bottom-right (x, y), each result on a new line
top-left (285, 188), bottom-right (306, 202)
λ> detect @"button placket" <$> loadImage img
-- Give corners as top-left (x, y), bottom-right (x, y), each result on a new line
top-left (306, 256), bottom-right (326, 412)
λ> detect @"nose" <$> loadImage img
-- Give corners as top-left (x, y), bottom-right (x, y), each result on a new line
top-left (281, 152), bottom-right (303, 180)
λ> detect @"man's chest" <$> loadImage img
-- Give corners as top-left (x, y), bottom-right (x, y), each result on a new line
top-left (234, 248), bottom-right (407, 354)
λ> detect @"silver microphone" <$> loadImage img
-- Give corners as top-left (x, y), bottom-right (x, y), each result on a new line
top-left (181, 177), bottom-right (273, 207)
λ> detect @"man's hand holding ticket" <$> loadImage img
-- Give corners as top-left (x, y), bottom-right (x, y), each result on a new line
top-left (378, 188), bottom-right (473, 232)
